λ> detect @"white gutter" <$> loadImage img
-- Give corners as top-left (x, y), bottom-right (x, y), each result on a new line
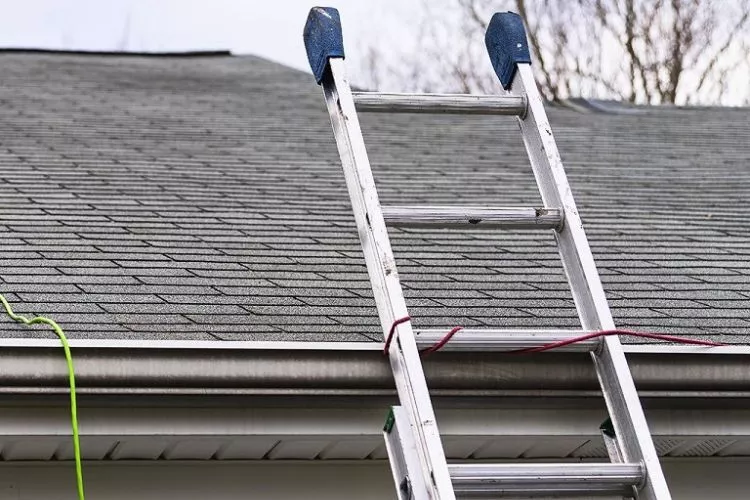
top-left (0, 339), bottom-right (747, 402)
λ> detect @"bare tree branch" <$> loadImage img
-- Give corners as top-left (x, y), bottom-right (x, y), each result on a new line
top-left (516, 0), bottom-right (561, 100)
top-left (694, 8), bottom-right (750, 95)
top-left (355, 0), bottom-right (750, 106)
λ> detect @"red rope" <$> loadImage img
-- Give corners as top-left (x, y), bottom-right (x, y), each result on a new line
top-left (507, 329), bottom-right (724, 354)
top-left (420, 327), bottom-right (724, 355)
top-left (421, 326), bottom-right (463, 357)
top-left (383, 316), bottom-right (411, 355)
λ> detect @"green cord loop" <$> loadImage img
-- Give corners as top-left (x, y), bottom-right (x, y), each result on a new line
top-left (0, 294), bottom-right (85, 500)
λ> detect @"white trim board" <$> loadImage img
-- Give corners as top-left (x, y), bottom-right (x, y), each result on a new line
top-left (0, 407), bottom-right (749, 461)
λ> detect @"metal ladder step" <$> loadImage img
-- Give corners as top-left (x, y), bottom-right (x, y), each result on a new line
top-left (352, 92), bottom-right (526, 115)
top-left (449, 462), bottom-right (643, 497)
top-left (381, 206), bottom-right (562, 229)
top-left (414, 329), bottom-right (598, 352)
top-left (385, 406), bottom-right (641, 499)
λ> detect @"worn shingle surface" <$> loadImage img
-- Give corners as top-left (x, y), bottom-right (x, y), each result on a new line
top-left (0, 52), bottom-right (747, 342)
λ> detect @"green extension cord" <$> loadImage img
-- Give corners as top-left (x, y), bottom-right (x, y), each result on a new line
top-left (0, 294), bottom-right (85, 500)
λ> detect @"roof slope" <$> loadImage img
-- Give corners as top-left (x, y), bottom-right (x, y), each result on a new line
top-left (0, 53), bottom-right (747, 342)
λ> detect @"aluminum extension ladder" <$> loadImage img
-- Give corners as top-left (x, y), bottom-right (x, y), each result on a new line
top-left (303, 7), bottom-right (671, 500)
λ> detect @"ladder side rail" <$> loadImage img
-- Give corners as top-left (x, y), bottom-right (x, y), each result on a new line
top-left (508, 52), bottom-right (672, 500)
top-left (304, 9), bottom-right (454, 496)
top-left (484, 10), bottom-right (671, 499)
top-left (320, 57), bottom-right (456, 500)
top-left (511, 65), bottom-right (614, 330)
top-left (385, 407), bottom-right (431, 500)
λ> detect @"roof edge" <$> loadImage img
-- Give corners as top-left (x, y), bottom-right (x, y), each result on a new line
top-left (0, 338), bottom-right (747, 354)
top-left (0, 48), bottom-right (232, 57)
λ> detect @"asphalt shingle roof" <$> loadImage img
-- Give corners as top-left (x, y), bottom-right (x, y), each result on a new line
top-left (0, 52), bottom-right (747, 342)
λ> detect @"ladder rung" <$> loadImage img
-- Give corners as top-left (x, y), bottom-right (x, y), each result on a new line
top-left (352, 92), bottom-right (526, 115)
top-left (449, 463), bottom-right (643, 497)
top-left (415, 329), bottom-right (598, 352)
top-left (381, 206), bottom-right (562, 230)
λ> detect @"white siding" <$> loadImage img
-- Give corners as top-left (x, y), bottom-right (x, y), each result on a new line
top-left (0, 459), bottom-right (747, 500)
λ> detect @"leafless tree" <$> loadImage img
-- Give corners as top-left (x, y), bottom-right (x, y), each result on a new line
top-left (356, 0), bottom-right (750, 105)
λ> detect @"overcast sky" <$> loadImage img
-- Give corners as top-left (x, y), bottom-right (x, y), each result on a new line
top-left (0, 1), bottom-right (413, 76)
top-left (0, 1), bottom-right (746, 104)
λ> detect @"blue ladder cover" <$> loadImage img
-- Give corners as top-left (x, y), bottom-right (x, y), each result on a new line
top-left (485, 12), bottom-right (531, 89)
top-left (303, 7), bottom-right (345, 84)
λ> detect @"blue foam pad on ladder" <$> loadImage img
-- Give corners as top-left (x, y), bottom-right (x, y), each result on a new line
top-left (485, 12), bottom-right (531, 89)
top-left (303, 7), bottom-right (345, 84)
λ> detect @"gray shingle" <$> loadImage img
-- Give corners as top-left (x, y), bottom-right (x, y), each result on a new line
top-left (0, 52), bottom-right (745, 342)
